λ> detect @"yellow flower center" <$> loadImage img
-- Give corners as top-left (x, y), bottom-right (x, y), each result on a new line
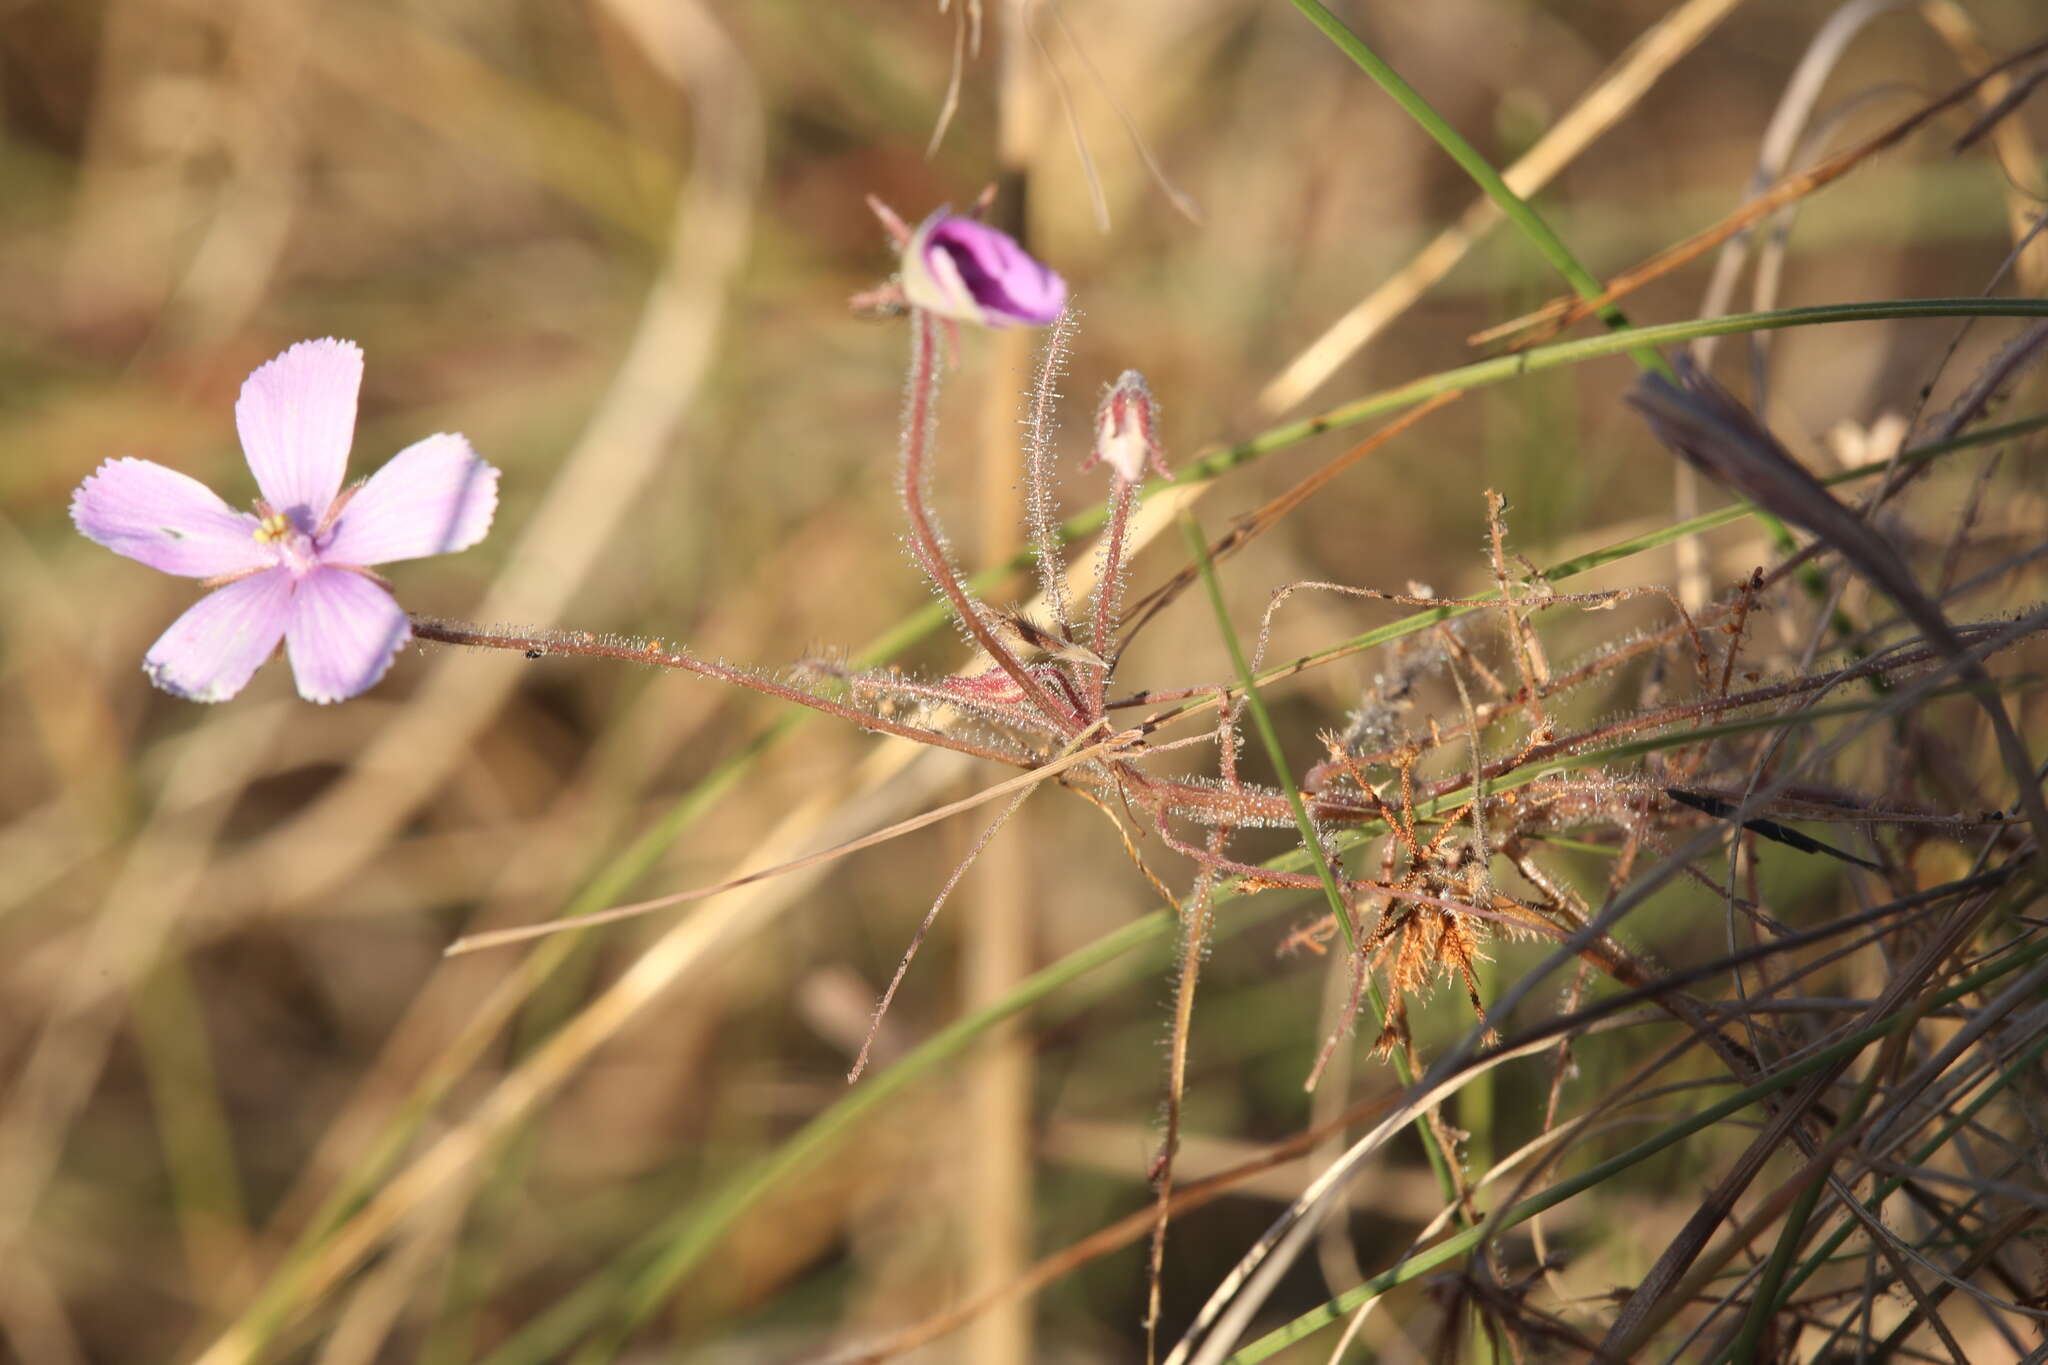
top-left (253, 512), bottom-right (292, 544)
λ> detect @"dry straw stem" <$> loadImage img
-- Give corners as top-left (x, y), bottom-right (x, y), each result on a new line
top-left (314, 1172), bottom-right (474, 1365)
top-left (192, 737), bottom-right (968, 1365)
top-left (817, 1034), bottom-right (1655, 1365)
top-left (279, 0), bottom-right (676, 244)
top-left (444, 733), bottom-right (1142, 954)
top-left (1166, 1009), bottom-right (1675, 1365)
top-left (967, 37), bottom-right (1050, 1361)
top-left (0, 1256), bottom-right (84, 1365)
top-left (1258, 0), bottom-right (1747, 414)
top-left (0, 703), bottom-right (290, 1263)
top-left (1680, 0), bottom-right (1904, 608)
top-left (1922, 0), bottom-right (2048, 294)
top-left (1691, 0), bottom-right (1917, 373)
top-left (1477, 29), bottom-right (2048, 349)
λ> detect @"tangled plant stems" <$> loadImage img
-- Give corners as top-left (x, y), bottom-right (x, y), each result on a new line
top-left (68, 206), bottom-right (1522, 1069)
top-left (188, 217), bottom-right (1777, 1108)
top-left (71, 188), bottom-right (2048, 1364)
top-left (75, 213), bottom-right (2006, 1079)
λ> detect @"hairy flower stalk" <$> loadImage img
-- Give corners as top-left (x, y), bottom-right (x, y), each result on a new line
top-left (1082, 370), bottom-right (1168, 713)
top-left (406, 619), bottom-right (1044, 769)
top-left (1023, 308), bottom-right (1078, 627)
top-left (898, 306), bottom-right (1082, 734)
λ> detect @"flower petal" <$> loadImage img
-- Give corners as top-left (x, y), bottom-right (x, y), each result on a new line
top-left (283, 567), bottom-right (412, 703)
top-left (143, 569), bottom-right (294, 702)
top-left (899, 212), bottom-right (979, 320)
top-left (901, 211), bottom-right (1065, 328)
top-left (235, 338), bottom-right (363, 524)
top-left (320, 433), bottom-right (499, 566)
top-left (72, 458), bottom-right (273, 578)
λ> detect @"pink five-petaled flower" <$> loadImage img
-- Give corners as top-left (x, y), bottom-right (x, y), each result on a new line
top-left (71, 338), bottom-right (499, 704)
top-left (898, 208), bottom-right (1066, 328)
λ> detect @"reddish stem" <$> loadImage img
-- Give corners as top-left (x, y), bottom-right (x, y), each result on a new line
top-left (408, 617), bottom-right (1034, 769)
top-left (1086, 475), bottom-right (1134, 716)
top-left (898, 308), bottom-right (1080, 735)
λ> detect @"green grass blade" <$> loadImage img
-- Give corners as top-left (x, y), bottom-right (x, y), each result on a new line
top-left (1181, 510), bottom-right (1356, 949)
top-left (507, 911), bottom-right (1175, 1365)
top-left (1287, 0), bottom-right (1658, 368)
top-left (1179, 509), bottom-right (1466, 1211)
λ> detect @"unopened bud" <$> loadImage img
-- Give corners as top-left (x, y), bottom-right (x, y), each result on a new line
top-left (1086, 369), bottom-right (1170, 484)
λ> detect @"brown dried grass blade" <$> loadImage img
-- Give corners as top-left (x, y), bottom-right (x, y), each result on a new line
top-left (1479, 33), bottom-right (2048, 350)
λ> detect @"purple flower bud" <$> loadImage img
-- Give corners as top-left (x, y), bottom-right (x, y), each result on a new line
top-left (1085, 369), bottom-right (1171, 484)
top-left (898, 209), bottom-right (1066, 329)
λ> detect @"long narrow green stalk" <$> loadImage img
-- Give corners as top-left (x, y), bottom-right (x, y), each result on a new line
top-left (1171, 301), bottom-right (2048, 498)
top-left (1287, 0), bottom-right (1656, 366)
top-left (1180, 511), bottom-right (1466, 1214)
top-left (132, 956), bottom-right (250, 1302)
top-left (1181, 511), bottom-right (1357, 950)
top-left (507, 909), bottom-right (1178, 1365)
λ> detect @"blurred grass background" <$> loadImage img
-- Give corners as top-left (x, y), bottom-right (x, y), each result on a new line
top-left (3, 0), bottom-right (2046, 1360)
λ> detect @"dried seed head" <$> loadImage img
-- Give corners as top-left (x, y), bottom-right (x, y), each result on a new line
top-left (1086, 369), bottom-right (1171, 484)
